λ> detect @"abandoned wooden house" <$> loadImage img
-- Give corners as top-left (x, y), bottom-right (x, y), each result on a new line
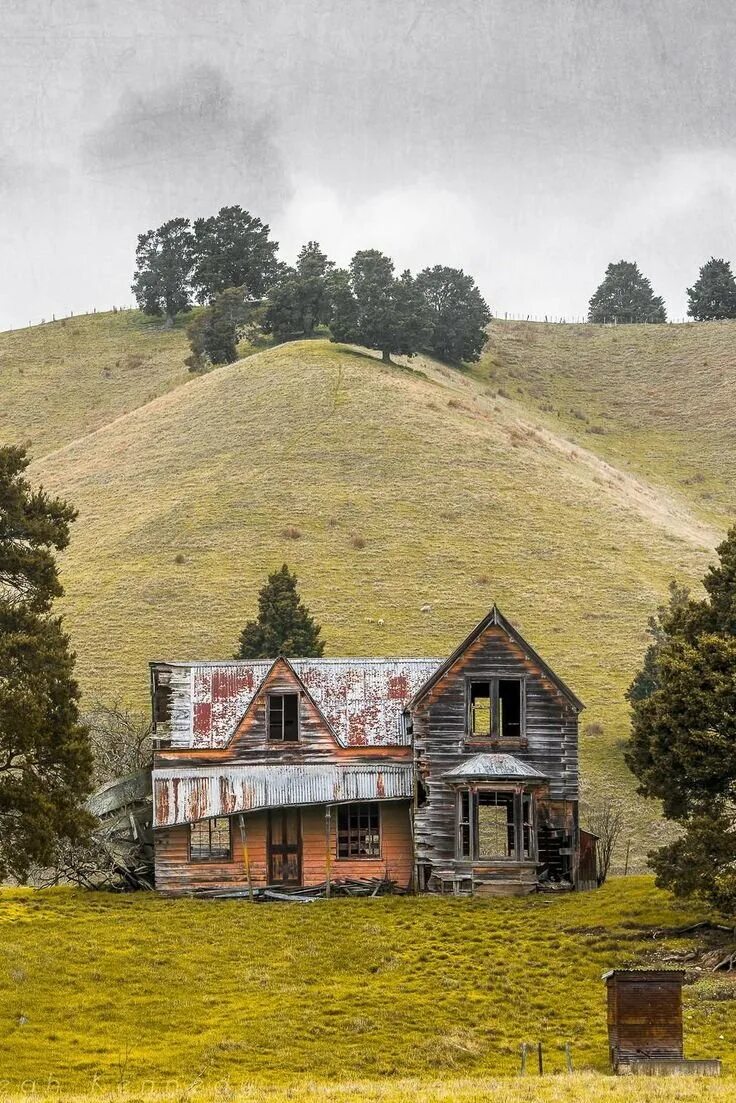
top-left (150, 606), bottom-right (595, 896)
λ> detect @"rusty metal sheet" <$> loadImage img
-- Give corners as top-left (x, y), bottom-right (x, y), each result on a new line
top-left (153, 658), bottom-right (442, 749)
top-left (153, 763), bottom-right (414, 827)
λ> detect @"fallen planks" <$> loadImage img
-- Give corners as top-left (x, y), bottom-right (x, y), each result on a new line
top-left (187, 876), bottom-right (402, 901)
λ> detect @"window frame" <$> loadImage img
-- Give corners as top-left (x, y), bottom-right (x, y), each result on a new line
top-left (455, 788), bottom-right (536, 863)
top-left (336, 802), bottom-right (382, 860)
top-left (189, 816), bottom-right (233, 863)
top-left (267, 691), bottom-right (301, 742)
top-left (465, 676), bottom-right (526, 742)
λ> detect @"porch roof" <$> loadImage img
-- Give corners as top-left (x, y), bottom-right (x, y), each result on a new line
top-left (153, 763), bottom-right (414, 827)
top-left (443, 753), bottom-right (547, 783)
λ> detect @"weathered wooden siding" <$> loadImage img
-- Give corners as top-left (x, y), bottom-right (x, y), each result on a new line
top-left (154, 801), bottom-right (413, 895)
top-left (413, 623), bottom-right (580, 879)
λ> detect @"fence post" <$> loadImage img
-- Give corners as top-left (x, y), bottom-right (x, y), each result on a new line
top-left (537, 1041), bottom-right (543, 1075)
top-left (520, 1042), bottom-right (527, 1074)
top-left (565, 1041), bottom-right (573, 1072)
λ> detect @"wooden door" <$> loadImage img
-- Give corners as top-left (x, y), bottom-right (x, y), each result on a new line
top-left (268, 809), bottom-right (302, 885)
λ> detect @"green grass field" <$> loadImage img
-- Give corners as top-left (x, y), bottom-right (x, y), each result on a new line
top-left (0, 877), bottom-right (734, 1095)
top-left (2, 312), bottom-right (734, 853)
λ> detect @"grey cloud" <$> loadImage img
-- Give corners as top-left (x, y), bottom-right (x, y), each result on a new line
top-left (81, 65), bottom-right (291, 217)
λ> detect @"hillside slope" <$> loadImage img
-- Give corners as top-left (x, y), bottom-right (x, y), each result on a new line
top-left (21, 330), bottom-right (722, 852)
top-left (0, 311), bottom-right (191, 455)
top-left (477, 320), bottom-right (736, 524)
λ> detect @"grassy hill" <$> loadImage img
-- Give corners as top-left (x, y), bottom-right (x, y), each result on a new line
top-left (1, 877), bottom-right (735, 1093)
top-left (3, 312), bottom-right (733, 853)
top-left (477, 320), bottom-right (736, 524)
top-left (0, 311), bottom-right (190, 455)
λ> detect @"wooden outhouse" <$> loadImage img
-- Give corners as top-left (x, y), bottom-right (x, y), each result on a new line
top-left (604, 969), bottom-right (721, 1075)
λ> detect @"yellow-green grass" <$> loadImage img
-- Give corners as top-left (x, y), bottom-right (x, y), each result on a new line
top-left (476, 320), bottom-right (736, 524)
top-left (0, 311), bottom-right (191, 456)
top-left (2, 1080), bottom-right (736, 1103)
top-left (0, 877), bottom-right (733, 1092)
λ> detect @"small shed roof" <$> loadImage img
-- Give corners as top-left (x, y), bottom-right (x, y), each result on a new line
top-left (444, 753), bottom-right (548, 782)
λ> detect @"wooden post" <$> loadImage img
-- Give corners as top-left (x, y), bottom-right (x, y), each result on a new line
top-left (238, 814), bottom-right (254, 902)
top-left (537, 1042), bottom-right (543, 1075)
top-left (623, 839), bottom-right (631, 877)
top-left (325, 805), bottom-right (332, 898)
top-left (565, 1042), bottom-right (573, 1073)
top-left (520, 1043), bottom-right (527, 1074)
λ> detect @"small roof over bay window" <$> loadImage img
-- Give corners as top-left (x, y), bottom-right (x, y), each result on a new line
top-left (443, 753), bottom-right (547, 784)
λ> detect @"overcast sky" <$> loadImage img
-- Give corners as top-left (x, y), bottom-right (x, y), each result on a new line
top-left (2, 0), bottom-right (736, 329)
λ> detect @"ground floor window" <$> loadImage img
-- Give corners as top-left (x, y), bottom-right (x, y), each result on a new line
top-left (190, 816), bottom-right (232, 861)
top-left (337, 803), bottom-right (381, 858)
top-left (457, 790), bottom-right (535, 861)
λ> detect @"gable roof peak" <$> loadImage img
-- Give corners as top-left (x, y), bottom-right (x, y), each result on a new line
top-left (407, 603), bottom-right (584, 712)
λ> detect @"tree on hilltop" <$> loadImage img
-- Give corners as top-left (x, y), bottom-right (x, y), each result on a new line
top-left (588, 260), bottom-right (666, 324)
top-left (687, 257), bottom-right (736, 321)
top-left (263, 241), bottom-right (335, 342)
top-left (131, 218), bottom-right (194, 325)
top-left (329, 249), bottom-right (430, 363)
top-left (192, 205), bottom-right (282, 304)
top-left (235, 565), bottom-right (325, 659)
top-left (0, 446), bottom-right (93, 881)
top-left (625, 526), bottom-right (736, 910)
top-left (416, 265), bottom-right (491, 363)
top-left (186, 286), bottom-right (252, 370)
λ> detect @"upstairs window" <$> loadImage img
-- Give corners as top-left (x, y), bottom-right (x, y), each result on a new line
top-left (152, 676), bottom-right (172, 727)
top-left (468, 679), bottom-right (523, 740)
top-left (190, 817), bottom-right (232, 862)
top-left (268, 693), bottom-right (299, 741)
top-left (337, 803), bottom-right (381, 858)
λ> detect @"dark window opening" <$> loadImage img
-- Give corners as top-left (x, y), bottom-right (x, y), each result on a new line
top-left (153, 680), bottom-right (172, 726)
top-left (499, 679), bottom-right (522, 739)
top-left (337, 803), bottom-right (381, 858)
top-left (268, 693), bottom-right (299, 741)
top-left (459, 790), bottom-right (472, 858)
top-left (468, 678), bottom-right (524, 739)
top-left (190, 817), bottom-right (232, 862)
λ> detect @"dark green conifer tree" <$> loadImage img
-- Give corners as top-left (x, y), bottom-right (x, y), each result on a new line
top-left (588, 260), bottom-right (666, 323)
top-left (625, 526), bottom-right (736, 909)
top-left (686, 257), bottom-right (736, 320)
top-left (234, 565), bottom-right (325, 659)
top-left (0, 446), bottom-right (93, 881)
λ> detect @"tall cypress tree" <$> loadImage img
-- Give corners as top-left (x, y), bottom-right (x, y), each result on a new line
top-left (234, 565), bottom-right (325, 659)
top-left (0, 446), bottom-right (93, 881)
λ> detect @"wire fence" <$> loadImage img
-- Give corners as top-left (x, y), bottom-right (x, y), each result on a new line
top-left (6, 305), bottom-right (705, 332)
top-left (492, 311), bottom-right (696, 325)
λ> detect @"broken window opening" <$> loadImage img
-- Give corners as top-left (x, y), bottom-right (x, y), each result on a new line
top-left (190, 817), bottom-right (232, 862)
top-left (468, 679), bottom-right (523, 739)
top-left (153, 679), bottom-right (172, 727)
top-left (337, 803), bottom-right (381, 858)
top-left (268, 693), bottom-right (299, 741)
top-left (477, 791), bottom-right (516, 858)
top-left (457, 789), bottom-right (535, 862)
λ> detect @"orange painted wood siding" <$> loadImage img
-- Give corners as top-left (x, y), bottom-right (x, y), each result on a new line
top-left (154, 800), bottom-right (413, 895)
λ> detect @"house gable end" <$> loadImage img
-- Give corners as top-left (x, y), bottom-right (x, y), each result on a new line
top-left (226, 656), bottom-right (342, 758)
top-left (408, 605), bottom-right (583, 714)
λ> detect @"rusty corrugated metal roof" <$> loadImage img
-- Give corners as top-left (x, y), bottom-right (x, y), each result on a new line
top-left (158, 658), bottom-right (443, 749)
top-left (153, 763), bottom-right (414, 826)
